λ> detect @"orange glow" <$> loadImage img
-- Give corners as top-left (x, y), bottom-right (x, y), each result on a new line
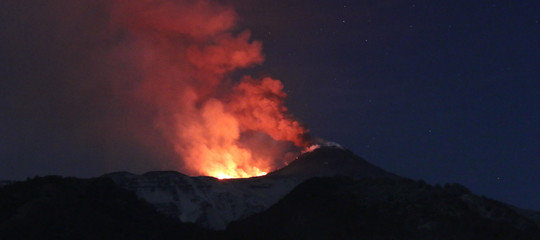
top-left (109, 0), bottom-right (308, 178)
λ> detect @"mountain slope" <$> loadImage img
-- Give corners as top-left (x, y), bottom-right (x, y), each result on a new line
top-left (1, 146), bottom-right (538, 239)
top-left (0, 176), bottom-right (205, 240)
top-left (104, 171), bottom-right (297, 229)
top-left (228, 176), bottom-right (540, 240)
top-left (268, 145), bottom-right (397, 179)
top-left (104, 146), bottom-right (394, 229)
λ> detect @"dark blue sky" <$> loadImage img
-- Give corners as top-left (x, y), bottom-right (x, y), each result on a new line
top-left (235, 0), bottom-right (540, 210)
top-left (1, 0), bottom-right (539, 210)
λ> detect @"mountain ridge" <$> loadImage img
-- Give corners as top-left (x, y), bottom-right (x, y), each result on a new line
top-left (103, 145), bottom-right (397, 229)
top-left (267, 145), bottom-right (398, 179)
top-left (1, 146), bottom-right (539, 239)
top-left (229, 176), bottom-right (540, 240)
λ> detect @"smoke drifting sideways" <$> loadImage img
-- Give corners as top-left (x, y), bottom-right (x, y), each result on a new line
top-left (0, 0), bottom-right (309, 179)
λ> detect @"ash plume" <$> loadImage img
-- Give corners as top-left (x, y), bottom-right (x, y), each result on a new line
top-left (0, 0), bottom-right (309, 178)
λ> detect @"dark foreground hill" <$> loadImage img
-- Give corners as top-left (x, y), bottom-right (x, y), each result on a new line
top-left (229, 176), bottom-right (540, 240)
top-left (0, 176), bottom-right (208, 240)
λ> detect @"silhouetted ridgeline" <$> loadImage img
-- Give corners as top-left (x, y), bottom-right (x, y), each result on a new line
top-left (229, 176), bottom-right (540, 240)
top-left (0, 176), bottom-right (209, 240)
top-left (1, 147), bottom-right (539, 239)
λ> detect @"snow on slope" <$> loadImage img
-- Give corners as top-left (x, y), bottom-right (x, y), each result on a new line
top-left (105, 171), bottom-right (300, 229)
top-left (104, 146), bottom-right (396, 229)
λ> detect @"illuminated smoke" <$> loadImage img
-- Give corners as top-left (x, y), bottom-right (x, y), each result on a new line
top-left (107, 0), bottom-right (309, 178)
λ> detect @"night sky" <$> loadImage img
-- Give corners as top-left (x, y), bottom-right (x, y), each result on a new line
top-left (1, 0), bottom-right (539, 210)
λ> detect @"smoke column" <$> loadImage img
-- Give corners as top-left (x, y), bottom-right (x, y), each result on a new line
top-left (105, 0), bottom-right (309, 178)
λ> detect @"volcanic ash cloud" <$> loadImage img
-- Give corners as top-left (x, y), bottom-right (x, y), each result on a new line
top-left (107, 0), bottom-right (309, 178)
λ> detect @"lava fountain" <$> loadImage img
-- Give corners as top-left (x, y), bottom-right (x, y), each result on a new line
top-left (109, 0), bottom-right (309, 178)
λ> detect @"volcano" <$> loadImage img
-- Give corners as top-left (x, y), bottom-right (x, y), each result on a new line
top-left (1, 146), bottom-right (539, 239)
top-left (102, 145), bottom-right (540, 235)
top-left (268, 144), bottom-right (397, 179)
top-left (103, 145), bottom-right (395, 229)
